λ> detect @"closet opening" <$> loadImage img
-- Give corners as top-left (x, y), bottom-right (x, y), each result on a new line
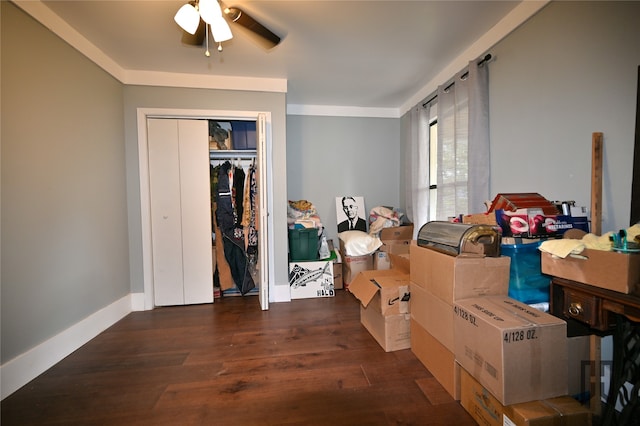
top-left (209, 119), bottom-right (261, 299)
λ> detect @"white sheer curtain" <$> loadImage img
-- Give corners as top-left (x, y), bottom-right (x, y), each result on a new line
top-left (404, 104), bottom-right (431, 238)
top-left (436, 60), bottom-right (490, 220)
top-left (467, 60), bottom-right (490, 214)
top-left (436, 72), bottom-right (468, 220)
top-left (404, 58), bottom-right (490, 227)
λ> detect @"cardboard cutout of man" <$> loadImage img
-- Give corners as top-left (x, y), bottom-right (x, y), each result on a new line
top-left (337, 196), bottom-right (367, 232)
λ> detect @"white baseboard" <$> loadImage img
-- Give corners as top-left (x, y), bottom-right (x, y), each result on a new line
top-left (130, 292), bottom-right (147, 311)
top-left (0, 295), bottom-right (133, 400)
top-left (272, 283), bottom-right (291, 303)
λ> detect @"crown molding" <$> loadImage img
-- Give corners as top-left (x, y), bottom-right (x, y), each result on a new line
top-left (12, 0), bottom-right (287, 94)
top-left (400, 0), bottom-right (551, 116)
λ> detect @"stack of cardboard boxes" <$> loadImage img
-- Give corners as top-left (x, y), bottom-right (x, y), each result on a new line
top-left (349, 268), bottom-right (411, 352)
top-left (346, 225), bottom-right (413, 351)
top-left (409, 242), bottom-right (511, 398)
top-left (347, 227), bottom-right (592, 425)
top-left (408, 242), bottom-right (592, 425)
top-left (340, 225), bottom-right (413, 289)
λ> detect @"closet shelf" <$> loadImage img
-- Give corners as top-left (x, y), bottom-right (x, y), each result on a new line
top-left (209, 149), bottom-right (257, 160)
top-left (210, 150), bottom-right (257, 160)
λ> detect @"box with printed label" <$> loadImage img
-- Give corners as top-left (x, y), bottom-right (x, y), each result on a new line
top-left (495, 209), bottom-right (589, 238)
top-left (373, 251), bottom-right (391, 270)
top-left (453, 296), bottom-right (567, 406)
top-left (360, 306), bottom-right (410, 352)
top-left (460, 367), bottom-right (591, 426)
top-left (288, 260), bottom-right (335, 299)
top-left (410, 319), bottom-right (460, 400)
top-left (349, 270), bottom-right (410, 316)
top-left (410, 242), bottom-right (510, 304)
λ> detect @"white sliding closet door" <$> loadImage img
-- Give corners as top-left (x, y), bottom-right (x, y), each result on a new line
top-left (257, 113), bottom-right (269, 310)
top-left (148, 118), bottom-right (213, 306)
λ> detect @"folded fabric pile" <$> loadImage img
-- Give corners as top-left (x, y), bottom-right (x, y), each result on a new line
top-left (287, 199), bottom-right (322, 229)
top-left (539, 223), bottom-right (640, 258)
top-left (368, 206), bottom-right (405, 236)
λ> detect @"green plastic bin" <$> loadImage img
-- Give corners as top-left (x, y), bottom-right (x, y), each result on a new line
top-left (288, 228), bottom-right (319, 261)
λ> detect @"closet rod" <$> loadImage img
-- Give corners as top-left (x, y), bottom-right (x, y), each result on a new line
top-left (422, 53), bottom-right (492, 108)
top-left (210, 150), bottom-right (257, 160)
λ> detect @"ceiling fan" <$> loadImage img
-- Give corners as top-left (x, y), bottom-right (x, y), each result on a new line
top-left (174, 0), bottom-right (281, 54)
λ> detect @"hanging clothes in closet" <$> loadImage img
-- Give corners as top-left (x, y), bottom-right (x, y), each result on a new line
top-left (242, 161), bottom-right (259, 263)
top-left (212, 160), bottom-right (256, 295)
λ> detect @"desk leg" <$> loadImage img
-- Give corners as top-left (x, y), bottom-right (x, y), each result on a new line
top-left (591, 334), bottom-right (602, 416)
top-left (602, 314), bottom-right (640, 426)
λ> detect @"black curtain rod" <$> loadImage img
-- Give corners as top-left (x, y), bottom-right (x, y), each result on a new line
top-left (422, 53), bottom-right (492, 108)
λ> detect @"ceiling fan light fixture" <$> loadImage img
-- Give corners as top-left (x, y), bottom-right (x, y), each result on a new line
top-left (174, 3), bottom-right (200, 35)
top-left (210, 15), bottom-right (233, 42)
top-left (198, 0), bottom-right (222, 25)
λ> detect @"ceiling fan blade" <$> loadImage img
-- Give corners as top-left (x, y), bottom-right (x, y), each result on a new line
top-left (181, 18), bottom-right (206, 46)
top-left (224, 7), bottom-right (281, 49)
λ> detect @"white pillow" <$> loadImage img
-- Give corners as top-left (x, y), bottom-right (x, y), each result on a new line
top-left (338, 230), bottom-right (382, 256)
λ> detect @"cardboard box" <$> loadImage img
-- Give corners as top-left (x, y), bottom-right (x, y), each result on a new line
top-left (373, 251), bottom-right (391, 270)
top-left (453, 296), bottom-right (568, 405)
top-left (410, 284), bottom-right (454, 352)
top-left (374, 225), bottom-right (413, 269)
top-left (380, 224), bottom-right (414, 243)
top-left (389, 253), bottom-right (410, 273)
top-left (349, 270), bottom-right (410, 316)
top-left (332, 262), bottom-right (343, 290)
top-left (462, 212), bottom-right (498, 226)
top-left (360, 306), bottom-right (410, 352)
top-left (460, 367), bottom-right (592, 426)
top-left (411, 319), bottom-right (460, 400)
top-left (410, 243), bottom-right (510, 304)
top-left (541, 249), bottom-right (640, 295)
top-left (288, 260), bottom-right (335, 299)
top-left (341, 253), bottom-right (373, 288)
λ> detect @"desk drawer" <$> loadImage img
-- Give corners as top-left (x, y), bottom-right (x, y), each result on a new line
top-left (563, 290), bottom-right (601, 327)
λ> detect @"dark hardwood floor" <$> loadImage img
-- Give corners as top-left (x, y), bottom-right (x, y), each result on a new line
top-left (1, 290), bottom-right (477, 425)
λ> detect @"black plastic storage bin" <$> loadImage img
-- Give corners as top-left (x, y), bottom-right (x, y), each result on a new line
top-left (230, 121), bottom-right (257, 150)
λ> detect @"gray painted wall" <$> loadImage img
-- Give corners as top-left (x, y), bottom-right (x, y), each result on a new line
top-left (286, 116), bottom-right (400, 243)
top-left (488, 1), bottom-right (639, 231)
top-left (1, 2), bottom-right (129, 362)
top-left (399, 1), bottom-right (639, 232)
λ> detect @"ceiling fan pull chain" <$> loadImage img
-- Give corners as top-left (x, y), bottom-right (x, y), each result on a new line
top-left (218, 42), bottom-right (223, 52)
top-left (205, 23), bottom-right (211, 57)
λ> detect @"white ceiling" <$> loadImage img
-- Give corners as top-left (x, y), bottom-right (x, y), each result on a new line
top-left (18, 0), bottom-right (544, 114)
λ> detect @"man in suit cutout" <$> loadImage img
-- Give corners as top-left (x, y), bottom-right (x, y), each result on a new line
top-left (337, 196), bottom-right (367, 233)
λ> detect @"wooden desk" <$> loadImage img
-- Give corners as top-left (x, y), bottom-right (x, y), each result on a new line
top-left (550, 277), bottom-right (640, 426)
top-left (550, 278), bottom-right (640, 334)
